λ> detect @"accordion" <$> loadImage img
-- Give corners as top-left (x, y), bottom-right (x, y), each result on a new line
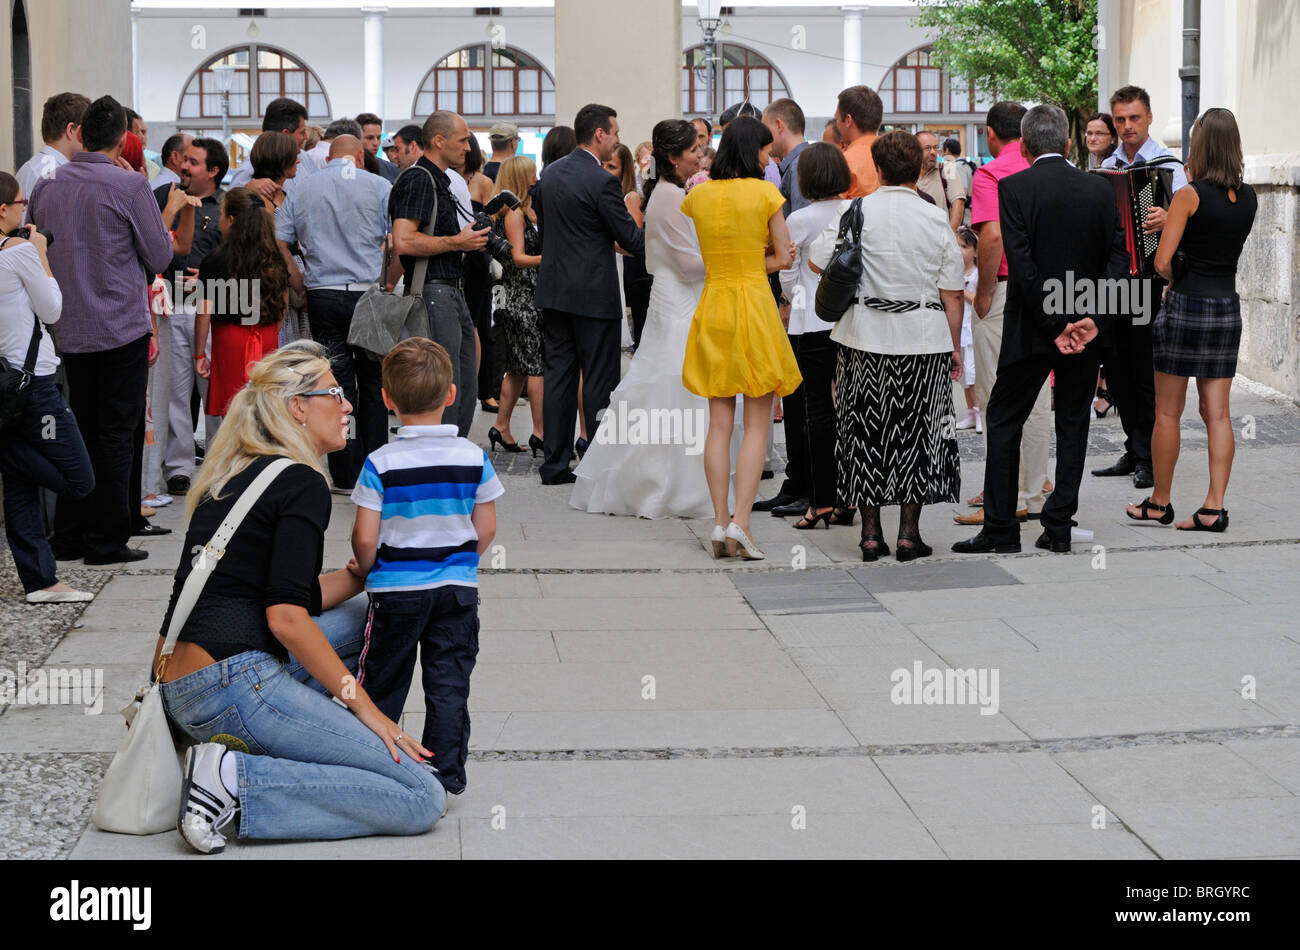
top-left (1090, 157), bottom-right (1180, 277)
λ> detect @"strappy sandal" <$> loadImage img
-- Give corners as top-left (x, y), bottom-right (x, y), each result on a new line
top-left (859, 535), bottom-right (891, 562)
top-left (1126, 497), bottom-right (1174, 525)
top-left (829, 508), bottom-right (856, 526)
top-left (1178, 507), bottom-right (1229, 533)
top-left (895, 533), bottom-right (933, 563)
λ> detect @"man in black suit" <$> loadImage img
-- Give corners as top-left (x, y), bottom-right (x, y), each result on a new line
top-left (534, 103), bottom-right (645, 484)
top-left (954, 104), bottom-right (1127, 555)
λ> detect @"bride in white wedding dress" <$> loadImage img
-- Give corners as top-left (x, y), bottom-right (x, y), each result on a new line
top-left (571, 120), bottom-right (735, 519)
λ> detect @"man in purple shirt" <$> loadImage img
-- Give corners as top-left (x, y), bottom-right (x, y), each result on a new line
top-left (29, 95), bottom-right (174, 565)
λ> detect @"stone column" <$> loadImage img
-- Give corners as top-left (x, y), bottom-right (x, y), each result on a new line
top-left (362, 6), bottom-right (387, 118)
top-left (554, 0), bottom-right (680, 147)
top-left (842, 7), bottom-right (864, 90)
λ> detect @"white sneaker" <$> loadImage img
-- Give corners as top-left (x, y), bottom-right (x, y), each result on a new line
top-left (725, 522), bottom-right (765, 560)
top-left (26, 588), bottom-right (94, 604)
top-left (178, 743), bottom-right (239, 854)
top-left (955, 411), bottom-right (978, 430)
top-left (143, 493), bottom-right (173, 507)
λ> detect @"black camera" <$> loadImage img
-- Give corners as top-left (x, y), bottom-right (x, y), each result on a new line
top-left (5, 226), bottom-right (53, 247)
top-left (472, 190), bottom-right (521, 267)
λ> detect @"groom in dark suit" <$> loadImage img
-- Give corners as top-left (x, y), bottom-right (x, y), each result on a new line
top-left (534, 103), bottom-right (645, 484)
top-left (954, 104), bottom-right (1128, 555)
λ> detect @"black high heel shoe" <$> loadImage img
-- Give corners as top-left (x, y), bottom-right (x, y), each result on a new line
top-left (575, 436), bottom-right (590, 459)
top-left (794, 509), bottom-right (833, 530)
top-left (859, 536), bottom-right (891, 562)
top-left (528, 434), bottom-right (544, 458)
top-left (895, 534), bottom-right (933, 562)
top-left (1093, 387), bottom-right (1113, 419)
top-left (829, 508), bottom-right (856, 526)
top-left (488, 427), bottom-right (524, 453)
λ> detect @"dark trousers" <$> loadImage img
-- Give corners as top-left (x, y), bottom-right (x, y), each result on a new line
top-left (0, 378), bottom-right (95, 591)
top-left (53, 334), bottom-right (150, 559)
top-left (623, 255), bottom-right (653, 349)
top-left (358, 585), bottom-right (480, 793)
top-left (1104, 279), bottom-right (1161, 464)
top-left (983, 351), bottom-right (1099, 541)
top-left (306, 289), bottom-right (387, 490)
top-left (540, 309), bottom-right (620, 481)
top-left (466, 260), bottom-right (498, 402)
top-left (424, 283), bottom-right (477, 437)
top-left (786, 330), bottom-right (837, 508)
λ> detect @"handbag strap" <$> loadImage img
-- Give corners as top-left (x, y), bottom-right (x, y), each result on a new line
top-left (388, 164), bottom-right (439, 296)
top-left (156, 457), bottom-right (296, 673)
top-left (21, 316), bottom-right (42, 376)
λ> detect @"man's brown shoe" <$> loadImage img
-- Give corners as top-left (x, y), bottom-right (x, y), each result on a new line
top-left (953, 507), bottom-right (1028, 526)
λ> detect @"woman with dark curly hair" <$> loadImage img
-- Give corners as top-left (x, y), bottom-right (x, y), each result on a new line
top-left (248, 131), bottom-right (299, 211)
top-left (194, 187), bottom-right (290, 443)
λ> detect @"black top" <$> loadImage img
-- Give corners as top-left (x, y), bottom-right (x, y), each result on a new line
top-left (196, 246), bottom-right (243, 326)
top-left (159, 456), bottom-right (331, 663)
top-left (389, 156), bottom-right (465, 284)
top-left (156, 185), bottom-right (224, 276)
top-left (1173, 180), bottom-right (1258, 297)
top-left (483, 161), bottom-right (501, 182)
top-left (997, 156), bottom-right (1129, 367)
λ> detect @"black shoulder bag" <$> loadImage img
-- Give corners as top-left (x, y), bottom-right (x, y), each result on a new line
top-left (0, 315), bottom-right (43, 431)
top-left (814, 198), bottom-right (864, 323)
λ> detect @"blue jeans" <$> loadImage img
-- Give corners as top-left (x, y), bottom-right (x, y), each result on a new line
top-left (160, 594), bottom-right (446, 841)
top-left (0, 377), bottom-right (94, 591)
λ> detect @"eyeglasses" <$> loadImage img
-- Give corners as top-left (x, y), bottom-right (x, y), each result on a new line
top-left (5, 199), bottom-right (28, 207)
top-left (295, 386), bottom-right (345, 403)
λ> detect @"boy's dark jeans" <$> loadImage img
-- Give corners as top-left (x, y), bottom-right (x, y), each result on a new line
top-left (359, 585), bottom-right (480, 793)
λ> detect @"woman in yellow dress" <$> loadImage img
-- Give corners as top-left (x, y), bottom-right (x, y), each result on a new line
top-left (681, 117), bottom-right (799, 560)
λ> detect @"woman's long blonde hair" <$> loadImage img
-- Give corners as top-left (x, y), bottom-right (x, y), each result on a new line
top-left (186, 340), bottom-right (331, 518)
top-left (493, 155), bottom-right (536, 217)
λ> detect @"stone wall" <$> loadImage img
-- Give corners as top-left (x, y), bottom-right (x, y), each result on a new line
top-left (1237, 154), bottom-right (1300, 402)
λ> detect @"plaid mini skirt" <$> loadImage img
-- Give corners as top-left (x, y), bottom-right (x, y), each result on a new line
top-left (1152, 290), bottom-right (1242, 379)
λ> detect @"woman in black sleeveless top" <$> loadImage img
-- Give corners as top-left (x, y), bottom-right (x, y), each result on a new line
top-left (1126, 108), bottom-right (1257, 533)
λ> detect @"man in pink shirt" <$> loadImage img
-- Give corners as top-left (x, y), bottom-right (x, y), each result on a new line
top-left (956, 101), bottom-right (1051, 526)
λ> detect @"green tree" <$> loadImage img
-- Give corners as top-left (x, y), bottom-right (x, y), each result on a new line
top-left (915, 0), bottom-right (1099, 162)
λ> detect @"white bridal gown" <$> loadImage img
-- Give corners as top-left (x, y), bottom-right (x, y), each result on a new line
top-left (570, 181), bottom-right (736, 519)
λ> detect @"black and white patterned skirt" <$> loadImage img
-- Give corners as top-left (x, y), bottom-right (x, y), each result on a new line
top-left (1152, 290), bottom-right (1242, 379)
top-left (834, 346), bottom-right (961, 507)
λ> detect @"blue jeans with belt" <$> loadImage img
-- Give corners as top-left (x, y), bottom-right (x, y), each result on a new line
top-left (0, 376), bottom-right (94, 591)
top-left (160, 594), bottom-right (446, 841)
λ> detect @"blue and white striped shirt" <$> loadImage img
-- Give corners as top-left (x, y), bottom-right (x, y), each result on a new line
top-left (352, 425), bottom-right (504, 593)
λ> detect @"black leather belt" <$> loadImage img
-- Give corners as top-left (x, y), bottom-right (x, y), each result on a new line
top-left (425, 277), bottom-right (464, 290)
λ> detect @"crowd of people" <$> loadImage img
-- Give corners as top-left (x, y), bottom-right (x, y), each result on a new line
top-left (0, 79), bottom-right (1257, 851)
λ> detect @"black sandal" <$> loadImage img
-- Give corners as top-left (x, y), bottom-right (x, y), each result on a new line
top-left (829, 508), bottom-right (856, 526)
top-left (1126, 497), bottom-right (1174, 525)
top-left (859, 536), bottom-right (890, 562)
top-left (895, 534), bottom-right (933, 562)
top-left (794, 509), bottom-right (833, 530)
top-left (1178, 507), bottom-right (1229, 533)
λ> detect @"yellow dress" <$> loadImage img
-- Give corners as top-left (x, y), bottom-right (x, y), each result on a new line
top-left (680, 178), bottom-right (803, 399)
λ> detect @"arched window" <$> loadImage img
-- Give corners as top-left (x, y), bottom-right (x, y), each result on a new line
top-left (879, 46), bottom-right (984, 115)
top-left (177, 45), bottom-right (329, 121)
top-left (682, 43), bottom-right (791, 117)
top-left (414, 45), bottom-right (555, 119)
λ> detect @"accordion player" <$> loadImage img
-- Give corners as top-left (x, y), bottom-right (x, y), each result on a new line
top-left (1089, 156), bottom-right (1182, 277)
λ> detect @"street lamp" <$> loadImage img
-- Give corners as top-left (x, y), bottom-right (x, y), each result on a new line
top-left (211, 63), bottom-right (235, 147)
top-left (697, 1), bottom-right (723, 124)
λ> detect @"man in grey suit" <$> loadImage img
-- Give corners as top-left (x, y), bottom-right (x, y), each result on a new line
top-left (534, 104), bottom-right (646, 484)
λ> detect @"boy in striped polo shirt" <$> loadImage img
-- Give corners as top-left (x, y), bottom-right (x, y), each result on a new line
top-left (350, 338), bottom-right (503, 795)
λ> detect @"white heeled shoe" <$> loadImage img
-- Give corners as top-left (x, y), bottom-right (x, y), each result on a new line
top-left (710, 525), bottom-right (731, 559)
top-left (724, 522), bottom-right (765, 560)
top-left (26, 588), bottom-right (94, 604)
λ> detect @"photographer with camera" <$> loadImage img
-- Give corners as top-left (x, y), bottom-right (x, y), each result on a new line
top-left (0, 172), bottom-right (96, 603)
top-left (275, 134), bottom-right (392, 492)
top-left (390, 111), bottom-right (490, 437)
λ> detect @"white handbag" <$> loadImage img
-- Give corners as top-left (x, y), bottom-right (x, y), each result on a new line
top-left (92, 458), bottom-right (294, 835)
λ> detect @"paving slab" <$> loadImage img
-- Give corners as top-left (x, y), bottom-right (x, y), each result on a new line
top-left (1115, 797), bottom-right (1300, 859)
top-left (487, 709), bottom-right (859, 750)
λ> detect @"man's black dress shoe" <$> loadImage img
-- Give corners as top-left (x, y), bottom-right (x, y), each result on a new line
top-left (132, 524), bottom-right (172, 537)
top-left (51, 546), bottom-right (85, 562)
top-left (1034, 530), bottom-right (1071, 553)
top-left (84, 547), bottom-right (149, 565)
top-left (166, 475), bottom-right (191, 495)
top-left (753, 491), bottom-right (800, 512)
top-left (541, 470), bottom-right (577, 485)
top-left (951, 533), bottom-right (1022, 554)
top-left (1133, 463), bottom-right (1154, 489)
top-left (1091, 456), bottom-right (1136, 477)
top-left (770, 498), bottom-right (811, 518)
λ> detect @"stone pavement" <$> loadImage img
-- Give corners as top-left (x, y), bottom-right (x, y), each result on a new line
top-left (2, 379), bottom-right (1299, 859)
